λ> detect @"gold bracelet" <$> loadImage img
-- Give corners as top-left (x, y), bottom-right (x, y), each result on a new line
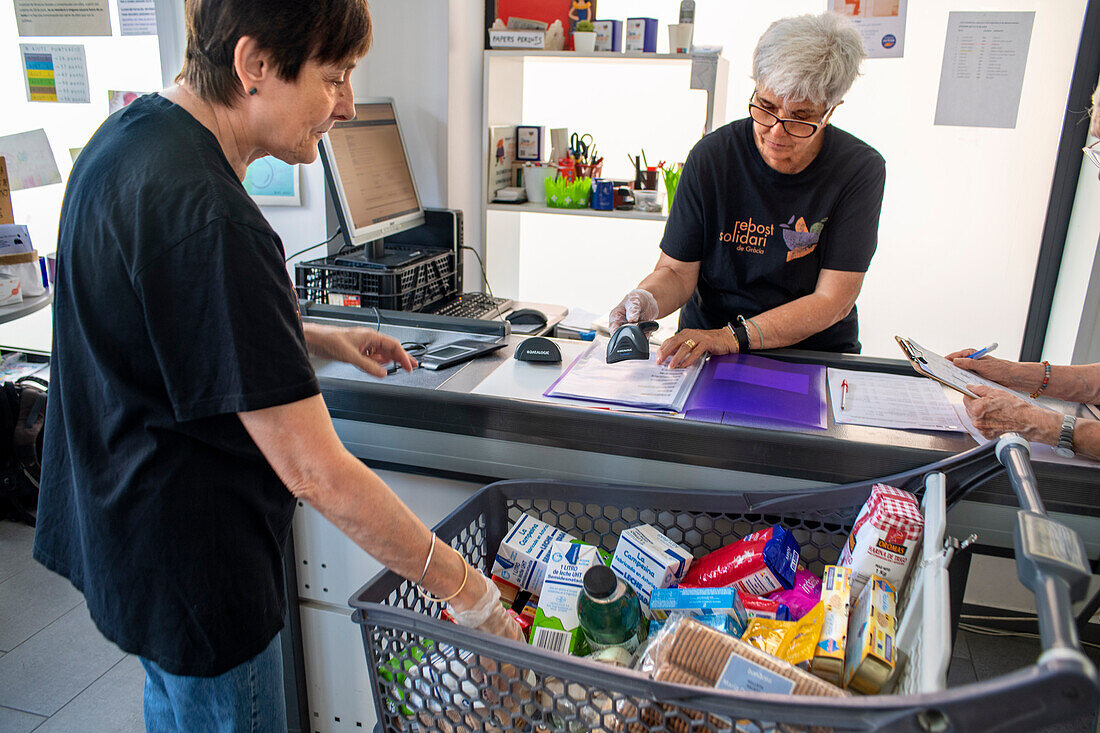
top-left (415, 557), bottom-right (469, 604)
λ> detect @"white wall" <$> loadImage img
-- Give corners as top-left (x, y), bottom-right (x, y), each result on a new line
top-left (482, 0), bottom-right (1088, 359)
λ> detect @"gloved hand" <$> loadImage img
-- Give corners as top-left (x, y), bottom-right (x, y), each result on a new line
top-left (608, 288), bottom-right (659, 333)
top-left (448, 571), bottom-right (525, 642)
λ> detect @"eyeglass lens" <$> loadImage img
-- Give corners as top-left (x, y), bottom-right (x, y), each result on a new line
top-left (748, 104), bottom-right (818, 138)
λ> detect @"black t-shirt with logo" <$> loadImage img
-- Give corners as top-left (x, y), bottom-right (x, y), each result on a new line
top-left (34, 94), bottom-right (320, 676)
top-left (660, 117), bottom-right (885, 353)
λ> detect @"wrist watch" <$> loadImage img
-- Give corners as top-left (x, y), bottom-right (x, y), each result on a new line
top-left (1053, 414), bottom-right (1077, 458)
top-left (728, 321), bottom-right (750, 353)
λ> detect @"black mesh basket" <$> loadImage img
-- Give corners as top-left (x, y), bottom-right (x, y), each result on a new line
top-left (350, 439), bottom-right (1098, 732)
top-left (294, 246), bottom-right (456, 312)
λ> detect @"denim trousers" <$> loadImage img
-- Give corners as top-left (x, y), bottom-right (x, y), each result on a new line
top-left (140, 634), bottom-right (287, 732)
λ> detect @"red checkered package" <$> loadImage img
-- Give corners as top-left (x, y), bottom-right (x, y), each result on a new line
top-left (838, 484), bottom-right (924, 597)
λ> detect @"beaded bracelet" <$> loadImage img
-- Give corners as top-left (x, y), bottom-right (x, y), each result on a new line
top-left (1030, 361), bottom-right (1051, 399)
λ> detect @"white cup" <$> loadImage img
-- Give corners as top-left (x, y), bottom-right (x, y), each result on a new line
top-left (668, 23), bottom-right (693, 54)
top-left (524, 165), bottom-right (556, 204)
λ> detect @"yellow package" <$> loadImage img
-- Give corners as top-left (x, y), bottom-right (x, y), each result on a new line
top-left (742, 617), bottom-right (787, 656)
top-left (843, 576), bottom-right (897, 694)
top-left (812, 565), bottom-right (853, 685)
top-left (741, 602), bottom-right (825, 669)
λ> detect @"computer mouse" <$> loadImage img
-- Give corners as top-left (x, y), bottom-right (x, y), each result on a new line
top-left (506, 308), bottom-right (548, 327)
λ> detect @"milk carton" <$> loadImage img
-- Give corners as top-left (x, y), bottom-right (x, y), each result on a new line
top-left (530, 540), bottom-right (611, 655)
top-left (610, 524), bottom-right (693, 615)
top-left (491, 514), bottom-right (577, 594)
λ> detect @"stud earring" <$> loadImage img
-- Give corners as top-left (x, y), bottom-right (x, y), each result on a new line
top-left (248, 87), bottom-right (258, 95)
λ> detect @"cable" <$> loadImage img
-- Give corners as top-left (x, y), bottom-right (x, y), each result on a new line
top-left (459, 245), bottom-right (506, 321)
top-left (285, 230), bottom-right (341, 263)
top-left (958, 622), bottom-right (1100, 651)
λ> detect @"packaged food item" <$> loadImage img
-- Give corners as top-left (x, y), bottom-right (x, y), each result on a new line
top-left (838, 484), bottom-right (924, 597)
top-left (529, 540), bottom-right (611, 655)
top-left (843, 576), bottom-right (897, 693)
top-left (577, 564), bottom-right (647, 653)
top-left (767, 568), bottom-right (822, 620)
top-left (491, 513), bottom-right (578, 594)
top-left (738, 590), bottom-right (790, 621)
top-left (742, 602), bottom-right (824, 669)
top-left (679, 525), bottom-right (800, 595)
top-left (811, 565), bottom-right (853, 685)
top-left (649, 587), bottom-right (749, 637)
top-left (609, 524), bottom-right (693, 614)
top-left (491, 574), bottom-right (522, 608)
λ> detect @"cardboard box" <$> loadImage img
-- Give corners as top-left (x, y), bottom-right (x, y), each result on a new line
top-left (843, 576), bottom-right (897, 693)
top-left (624, 17), bottom-right (658, 52)
top-left (649, 587), bottom-right (748, 636)
top-left (593, 20), bottom-right (622, 52)
top-left (610, 524), bottom-right (692, 614)
top-left (529, 540), bottom-right (612, 655)
top-left (491, 513), bottom-right (577, 594)
top-left (811, 565), bottom-right (853, 685)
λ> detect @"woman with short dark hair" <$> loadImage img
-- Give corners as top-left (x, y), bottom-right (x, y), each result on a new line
top-left (35, 2), bottom-right (521, 730)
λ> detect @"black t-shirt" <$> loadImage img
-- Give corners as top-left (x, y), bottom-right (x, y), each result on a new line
top-left (33, 94), bottom-right (320, 676)
top-left (660, 117), bottom-right (885, 353)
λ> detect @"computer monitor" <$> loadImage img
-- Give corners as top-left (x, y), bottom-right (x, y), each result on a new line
top-left (318, 98), bottom-right (426, 269)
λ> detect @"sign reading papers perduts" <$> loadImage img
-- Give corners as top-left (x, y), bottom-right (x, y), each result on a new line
top-left (0, 159), bottom-right (13, 226)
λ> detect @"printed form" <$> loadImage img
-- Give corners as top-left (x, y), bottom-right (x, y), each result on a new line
top-left (546, 341), bottom-right (703, 412)
top-left (827, 368), bottom-right (964, 432)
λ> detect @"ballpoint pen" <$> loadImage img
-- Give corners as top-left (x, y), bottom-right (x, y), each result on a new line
top-left (841, 379), bottom-right (848, 410)
top-left (968, 342), bottom-right (998, 360)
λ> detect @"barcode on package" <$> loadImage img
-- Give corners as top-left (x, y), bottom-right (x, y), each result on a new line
top-left (531, 627), bottom-right (570, 654)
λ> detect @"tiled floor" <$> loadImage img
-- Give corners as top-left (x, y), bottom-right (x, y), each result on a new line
top-left (1, 518), bottom-right (1097, 732)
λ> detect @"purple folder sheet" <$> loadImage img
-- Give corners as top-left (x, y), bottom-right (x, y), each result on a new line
top-left (683, 354), bottom-right (827, 430)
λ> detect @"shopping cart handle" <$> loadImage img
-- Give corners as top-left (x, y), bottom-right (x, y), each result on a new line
top-left (997, 435), bottom-right (1092, 658)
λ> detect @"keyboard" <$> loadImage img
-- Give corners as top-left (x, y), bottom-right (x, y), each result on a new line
top-left (425, 293), bottom-right (513, 319)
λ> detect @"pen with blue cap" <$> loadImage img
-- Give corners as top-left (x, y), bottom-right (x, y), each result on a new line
top-left (967, 342), bottom-right (998, 360)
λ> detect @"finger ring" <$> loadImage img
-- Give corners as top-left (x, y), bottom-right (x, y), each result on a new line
top-left (684, 339), bottom-right (697, 350)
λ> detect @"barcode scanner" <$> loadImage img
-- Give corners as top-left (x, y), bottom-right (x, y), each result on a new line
top-left (606, 321), bottom-right (659, 364)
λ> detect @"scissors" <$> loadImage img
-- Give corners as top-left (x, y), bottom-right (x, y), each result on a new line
top-left (570, 132), bottom-right (593, 163)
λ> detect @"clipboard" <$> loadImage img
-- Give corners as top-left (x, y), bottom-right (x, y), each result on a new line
top-left (895, 336), bottom-right (981, 398)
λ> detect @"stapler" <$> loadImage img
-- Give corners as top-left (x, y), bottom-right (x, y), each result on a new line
top-left (607, 321), bottom-right (659, 364)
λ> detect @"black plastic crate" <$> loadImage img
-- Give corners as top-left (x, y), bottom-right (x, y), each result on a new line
top-left (295, 246), bottom-right (456, 312)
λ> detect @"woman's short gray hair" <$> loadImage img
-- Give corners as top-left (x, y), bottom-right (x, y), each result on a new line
top-left (752, 13), bottom-right (866, 108)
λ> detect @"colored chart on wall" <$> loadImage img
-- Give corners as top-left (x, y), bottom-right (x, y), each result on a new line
top-left (19, 44), bottom-right (90, 104)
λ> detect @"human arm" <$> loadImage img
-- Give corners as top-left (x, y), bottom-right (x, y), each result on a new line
top-left (302, 322), bottom-right (416, 377)
top-left (962, 385), bottom-right (1100, 460)
top-left (948, 351), bottom-right (1100, 404)
top-left (659, 268), bottom-right (866, 368)
top-left (238, 394), bottom-right (522, 640)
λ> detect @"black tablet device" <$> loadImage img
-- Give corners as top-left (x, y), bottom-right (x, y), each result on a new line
top-left (418, 339), bottom-right (507, 371)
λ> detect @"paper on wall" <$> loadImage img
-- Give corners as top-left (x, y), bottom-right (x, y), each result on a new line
top-left (118, 0), bottom-right (157, 35)
top-left (829, 0), bottom-right (907, 59)
top-left (0, 130), bottom-right (62, 191)
top-left (20, 44), bottom-right (91, 104)
top-left (14, 0), bottom-right (111, 36)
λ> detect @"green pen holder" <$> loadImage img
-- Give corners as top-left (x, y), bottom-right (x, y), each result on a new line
top-left (661, 167), bottom-right (682, 210)
top-left (545, 176), bottom-right (592, 209)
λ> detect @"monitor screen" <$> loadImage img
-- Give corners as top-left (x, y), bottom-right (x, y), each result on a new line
top-left (320, 99), bottom-right (424, 248)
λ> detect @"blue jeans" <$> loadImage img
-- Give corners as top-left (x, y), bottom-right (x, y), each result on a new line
top-left (140, 634), bottom-right (287, 732)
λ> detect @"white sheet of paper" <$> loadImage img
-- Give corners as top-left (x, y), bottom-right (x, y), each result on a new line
top-left (899, 337), bottom-right (1051, 407)
top-left (0, 129), bottom-right (62, 190)
top-left (830, 0), bottom-right (907, 58)
top-left (117, 0), bottom-right (157, 35)
top-left (20, 44), bottom-right (90, 104)
top-left (828, 368), bottom-right (964, 432)
top-left (14, 0), bottom-right (111, 36)
top-left (934, 11), bottom-right (1034, 128)
top-left (546, 339), bottom-right (703, 411)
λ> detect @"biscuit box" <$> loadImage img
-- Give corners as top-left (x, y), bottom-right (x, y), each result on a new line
top-left (811, 565), bottom-right (853, 685)
top-left (649, 587), bottom-right (749, 637)
top-left (491, 513), bottom-right (578, 594)
top-left (529, 540), bottom-right (612, 655)
top-left (843, 576), bottom-right (897, 693)
top-left (609, 524), bottom-right (692, 614)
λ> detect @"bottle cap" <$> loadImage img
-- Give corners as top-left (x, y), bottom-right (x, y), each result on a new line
top-left (583, 565), bottom-right (616, 598)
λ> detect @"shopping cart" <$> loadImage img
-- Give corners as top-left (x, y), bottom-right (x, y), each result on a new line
top-left (350, 436), bottom-right (1098, 731)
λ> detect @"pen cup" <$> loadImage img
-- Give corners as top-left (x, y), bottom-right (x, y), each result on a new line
top-left (524, 164), bottom-right (556, 205)
top-left (668, 23), bottom-right (693, 54)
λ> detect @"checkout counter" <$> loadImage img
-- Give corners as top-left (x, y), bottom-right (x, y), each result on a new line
top-left (286, 301), bottom-right (1100, 733)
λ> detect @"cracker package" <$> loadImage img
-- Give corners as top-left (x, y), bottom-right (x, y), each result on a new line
top-left (811, 565), bottom-right (853, 685)
top-left (838, 484), bottom-right (923, 597)
top-left (843, 576), bottom-right (897, 693)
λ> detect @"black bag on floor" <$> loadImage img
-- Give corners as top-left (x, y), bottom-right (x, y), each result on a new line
top-left (0, 375), bottom-right (47, 526)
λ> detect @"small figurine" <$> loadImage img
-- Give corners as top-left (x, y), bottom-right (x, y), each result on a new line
top-left (545, 19), bottom-right (565, 50)
top-left (569, 0), bottom-right (592, 30)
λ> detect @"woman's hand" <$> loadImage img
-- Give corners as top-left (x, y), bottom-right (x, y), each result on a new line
top-left (303, 323), bottom-right (416, 377)
top-left (658, 327), bottom-right (737, 369)
top-left (447, 570), bottom-right (525, 642)
top-left (948, 349), bottom-right (1037, 392)
top-left (963, 385), bottom-right (1061, 443)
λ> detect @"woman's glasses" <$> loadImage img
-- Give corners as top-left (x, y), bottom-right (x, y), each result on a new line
top-left (748, 93), bottom-right (834, 139)
top-left (1085, 140), bottom-right (1100, 176)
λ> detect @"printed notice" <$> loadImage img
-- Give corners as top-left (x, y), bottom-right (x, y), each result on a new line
top-left (830, 0), bottom-right (907, 59)
top-left (20, 44), bottom-right (91, 104)
top-left (0, 130), bottom-right (63, 191)
top-left (934, 12), bottom-right (1034, 129)
top-left (0, 158), bottom-right (13, 224)
top-left (117, 0), bottom-right (157, 35)
top-left (243, 158), bottom-right (301, 206)
top-left (14, 0), bottom-right (111, 36)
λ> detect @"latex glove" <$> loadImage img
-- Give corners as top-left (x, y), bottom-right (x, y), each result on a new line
top-left (303, 323), bottom-right (417, 377)
top-left (448, 572), bottom-right (525, 642)
top-left (608, 288), bottom-right (659, 333)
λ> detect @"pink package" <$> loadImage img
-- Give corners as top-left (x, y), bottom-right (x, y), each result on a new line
top-left (766, 568), bottom-right (822, 620)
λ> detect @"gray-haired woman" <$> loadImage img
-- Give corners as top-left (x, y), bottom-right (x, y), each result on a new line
top-left (609, 12), bottom-right (885, 364)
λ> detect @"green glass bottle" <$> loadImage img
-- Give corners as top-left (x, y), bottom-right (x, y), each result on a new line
top-left (576, 565), bottom-right (646, 652)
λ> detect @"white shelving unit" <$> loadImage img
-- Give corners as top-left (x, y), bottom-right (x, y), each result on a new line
top-left (481, 49), bottom-right (728, 304)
